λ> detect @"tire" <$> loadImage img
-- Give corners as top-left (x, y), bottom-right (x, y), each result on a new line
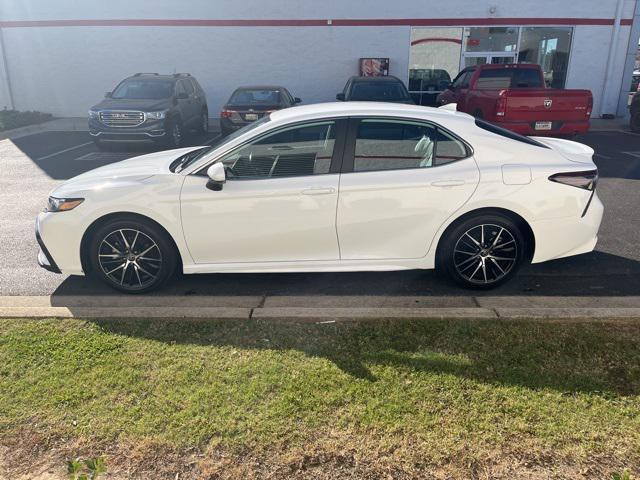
top-left (198, 109), bottom-right (209, 134)
top-left (631, 111), bottom-right (640, 133)
top-left (473, 109), bottom-right (484, 119)
top-left (88, 217), bottom-right (177, 293)
top-left (438, 214), bottom-right (525, 289)
top-left (165, 118), bottom-right (183, 148)
top-left (92, 137), bottom-right (108, 150)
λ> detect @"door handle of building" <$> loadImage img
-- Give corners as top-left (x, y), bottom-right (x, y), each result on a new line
top-left (301, 187), bottom-right (336, 195)
top-left (431, 180), bottom-right (465, 187)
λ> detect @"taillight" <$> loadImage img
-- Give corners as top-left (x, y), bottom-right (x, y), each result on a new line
top-left (549, 169), bottom-right (598, 191)
top-left (220, 110), bottom-right (235, 118)
top-left (495, 91), bottom-right (507, 117)
top-left (586, 95), bottom-right (593, 118)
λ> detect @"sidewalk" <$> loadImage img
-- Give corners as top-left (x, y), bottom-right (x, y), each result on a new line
top-left (0, 116), bottom-right (222, 141)
top-left (0, 117), bottom-right (87, 141)
top-left (590, 117), bottom-right (632, 132)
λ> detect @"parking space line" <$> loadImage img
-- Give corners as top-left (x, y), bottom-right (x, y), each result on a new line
top-left (36, 141), bottom-right (93, 161)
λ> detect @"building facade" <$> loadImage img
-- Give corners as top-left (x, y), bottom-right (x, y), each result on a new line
top-left (0, 0), bottom-right (638, 119)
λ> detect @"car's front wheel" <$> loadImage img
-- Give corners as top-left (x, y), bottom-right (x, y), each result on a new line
top-left (439, 214), bottom-right (524, 289)
top-left (165, 119), bottom-right (183, 148)
top-left (631, 110), bottom-right (640, 133)
top-left (88, 217), bottom-right (177, 293)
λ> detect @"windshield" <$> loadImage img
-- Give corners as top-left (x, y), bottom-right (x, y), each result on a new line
top-left (351, 82), bottom-right (410, 101)
top-left (171, 115), bottom-right (272, 173)
top-left (112, 79), bottom-right (174, 99)
top-left (228, 89), bottom-right (280, 105)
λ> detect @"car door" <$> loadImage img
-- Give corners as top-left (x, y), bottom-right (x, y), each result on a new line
top-left (440, 69), bottom-right (473, 106)
top-left (336, 117), bottom-right (479, 260)
top-left (180, 79), bottom-right (199, 126)
top-left (180, 119), bottom-right (347, 264)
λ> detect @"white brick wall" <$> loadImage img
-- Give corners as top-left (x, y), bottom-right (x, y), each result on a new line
top-left (0, 0), bottom-right (636, 117)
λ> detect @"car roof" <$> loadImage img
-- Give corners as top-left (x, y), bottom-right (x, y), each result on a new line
top-left (125, 73), bottom-right (191, 81)
top-left (234, 85), bottom-right (286, 91)
top-left (269, 101), bottom-right (469, 123)
top-left (348, 75), bottom-right (403, 83)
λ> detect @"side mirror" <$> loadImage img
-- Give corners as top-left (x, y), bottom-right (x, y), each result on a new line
top-left (206, 163), bottom-right (226, 191)
top-left (104, 91), bottom-right (112, 98)
top-left (177, 92), bottom-right (189, 100)
top-left (336, 93), bottom-right (345, 101)
top-left (294, 97), bottom-right (302, 104)
top-left (446, 82), bottom-right (454, 90)
top-left (438, 81), bottom-right (451, 91)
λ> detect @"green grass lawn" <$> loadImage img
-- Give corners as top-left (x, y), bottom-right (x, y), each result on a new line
top-left (1, 317), bottom-right (639, 479)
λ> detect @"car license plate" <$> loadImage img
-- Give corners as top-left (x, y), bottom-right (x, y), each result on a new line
top-left (245, 113), bottom-right (258, 121)
top-left (535, 121), bottom-right (553, 131)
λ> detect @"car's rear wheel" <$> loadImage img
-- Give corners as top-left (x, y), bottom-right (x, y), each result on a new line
top-left (631, 111), bottom-right (640, 133)
top-left (89, 218), bottom-right (177, 293)
top-left (439, 214), bottom-right (524, 289)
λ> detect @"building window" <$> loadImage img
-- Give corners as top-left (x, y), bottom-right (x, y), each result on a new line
top-left (464, 27), bottom-right (519, 53)
top-left (409, 27), bottom-right (463, 106)
top-left (518, 27), bottom-right (573, 88)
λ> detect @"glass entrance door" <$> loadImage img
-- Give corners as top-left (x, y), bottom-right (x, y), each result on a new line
top-left (462, 53), bottom-right (516, 69)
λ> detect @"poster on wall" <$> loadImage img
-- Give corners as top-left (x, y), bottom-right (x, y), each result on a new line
top-left (359, 58), bottom-right (390, 76)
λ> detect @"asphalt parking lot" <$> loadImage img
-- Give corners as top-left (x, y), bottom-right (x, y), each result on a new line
top-left (1, 126), bottom-right (639, 300)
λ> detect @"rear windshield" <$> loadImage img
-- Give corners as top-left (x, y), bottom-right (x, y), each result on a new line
top-left (475, 119), bottom-right (549, 148)
top-left (229, 89), bottom-right (280, 105)
top-left (112, 80), bottom-right (174, 99)
top-left (476, 68), bottom-right (543, 89)
top-left (350, 81), bottom-right (410, 101)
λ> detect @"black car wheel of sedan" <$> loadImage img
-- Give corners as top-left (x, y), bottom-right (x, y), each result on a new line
top-left (89, 217), bottom-right (177, 293)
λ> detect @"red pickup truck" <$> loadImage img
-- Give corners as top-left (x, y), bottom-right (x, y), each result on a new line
top-left (436, 64), bottom-right (592, 136)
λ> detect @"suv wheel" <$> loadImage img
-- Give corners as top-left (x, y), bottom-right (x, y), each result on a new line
top-left (89, 217), bottom-right (177, 293)
top-left (439, 214), bottom-right (524, 289)
top-left (166, 119), bottom-right (183, 148)
top-left (92, 137), bottom-right (108, 150)
top-left (631, 111), bottom-right (640, 133)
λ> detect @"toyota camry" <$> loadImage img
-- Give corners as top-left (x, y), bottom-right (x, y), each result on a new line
top-left (36, 102), bottom-right (603, 293)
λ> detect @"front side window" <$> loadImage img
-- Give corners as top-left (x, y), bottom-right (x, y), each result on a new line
top-left (452, 70), bottom-right (473, 89)
top-left (181, 79), bottom-right (194, 95)
top-left (218, 121), bottom-right (336, 179)
top-left (353, 119), bottom-right (468, 172)
top-left (111, 80), bottom-right (174, 100)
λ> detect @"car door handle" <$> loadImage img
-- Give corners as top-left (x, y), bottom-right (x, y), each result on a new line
top-left (301, 187), bottom-right (336, 195)
top-left (431, 180), bottom-right (465, 187)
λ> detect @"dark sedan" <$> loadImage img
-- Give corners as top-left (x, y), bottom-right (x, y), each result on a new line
top-left (220, 86), bottom-right (301, 136)
top-left (336, 76), bottom-right (414, 104)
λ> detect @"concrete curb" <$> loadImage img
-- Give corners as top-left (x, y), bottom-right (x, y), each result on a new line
top-left (0, 296), bottom-right (639, 321)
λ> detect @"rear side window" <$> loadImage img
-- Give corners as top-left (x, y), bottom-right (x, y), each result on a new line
top-left (476, 68), bottom-right (543, 89)
top-left (181, 79), bottom-right (194, 95)
top-left (350, 82), bottom-right (410, 101)
top-left (475, 119), bottom-right (549, 148)
top-left (353, 119), bottom-right (470, 172)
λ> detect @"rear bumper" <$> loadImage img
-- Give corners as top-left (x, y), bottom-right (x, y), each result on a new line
top-left (220, 117), bottom-right (249, 132)
top-left (530, 191), bottom-right (604, 263)
top-left (493, 119), bottom-right (590, 136)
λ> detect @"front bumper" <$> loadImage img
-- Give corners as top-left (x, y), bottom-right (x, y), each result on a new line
top-left (88, 117), bottom-right (167, 142)
top-left (35, 221), bottom-right (61, 273)
top-left (493, 120), bottom-right (590, 136)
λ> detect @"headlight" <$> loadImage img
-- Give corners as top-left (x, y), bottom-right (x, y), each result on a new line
top-left (146, 111), bottom-right (166, 120)
top-left (88, 109), bottom-right (99, 118)
top-left (46, 197), bottom-right (84, 213)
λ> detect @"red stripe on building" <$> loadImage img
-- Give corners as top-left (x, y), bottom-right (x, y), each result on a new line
top-left (0, 17), bottom-right (634, 28)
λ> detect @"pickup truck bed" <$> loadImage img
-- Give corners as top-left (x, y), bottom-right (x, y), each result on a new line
top-left (436, 64), bottom-right (593, 136)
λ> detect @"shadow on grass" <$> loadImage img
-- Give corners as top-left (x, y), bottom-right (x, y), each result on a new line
top-left (91, 317), bottom-right (640, 395)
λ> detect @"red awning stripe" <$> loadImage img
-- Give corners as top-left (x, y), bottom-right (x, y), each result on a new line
top-left (0, 17), bottom-right (634, 28)
top-left (411, 38), bottom-right (463, 46)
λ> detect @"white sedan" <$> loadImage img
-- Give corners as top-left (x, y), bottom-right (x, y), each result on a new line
top-left (36, 102), bottom-right (603, 293)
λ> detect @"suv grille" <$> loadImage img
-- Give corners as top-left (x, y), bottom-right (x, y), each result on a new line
top-left (99, 111), bottom-right (145, 127)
